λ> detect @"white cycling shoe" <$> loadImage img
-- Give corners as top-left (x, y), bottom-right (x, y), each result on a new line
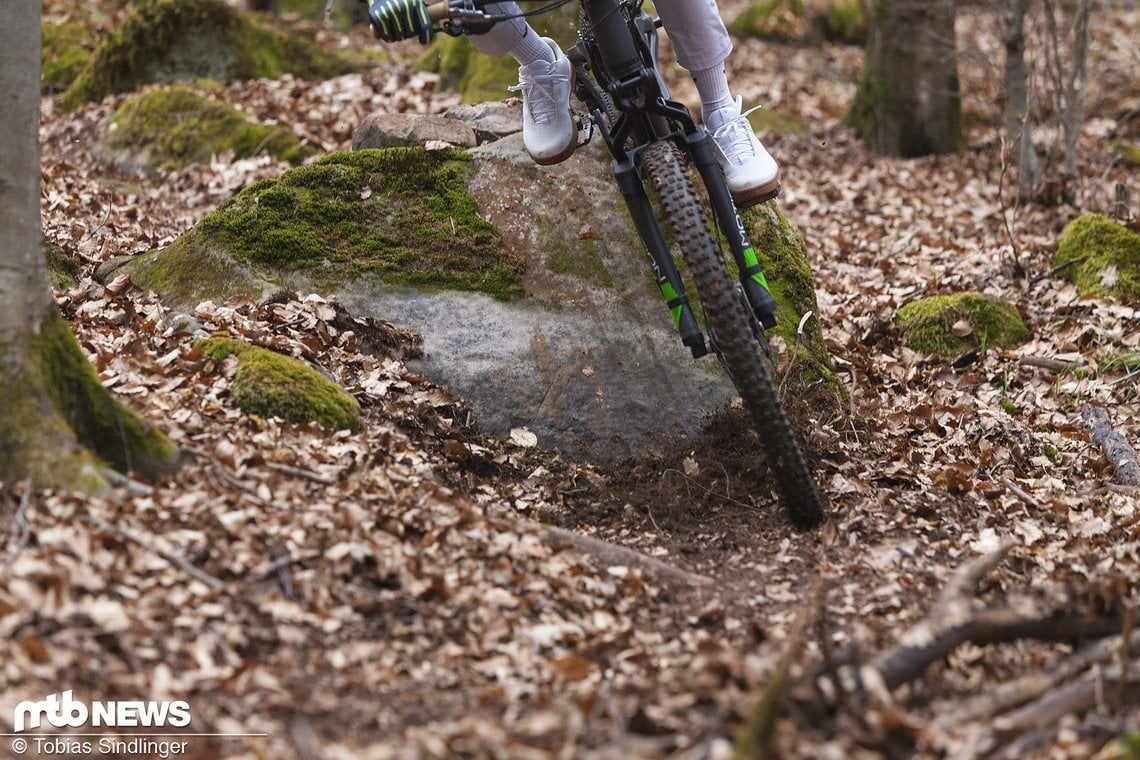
top-left (509, 37), bottom-right (577, 166)
top-left (706, 96), bottom-right (781, 207)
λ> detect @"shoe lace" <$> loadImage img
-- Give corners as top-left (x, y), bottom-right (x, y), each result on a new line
top-left (710, 103), bottom-right (764, 166)
top-left (509, 63), bottom-right (569, 126)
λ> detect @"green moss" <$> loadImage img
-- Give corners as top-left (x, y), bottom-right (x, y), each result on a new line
top-left (843, 61), bottom-right (892, 143)
top-left (896, 292), bottom-right (1031, 355)
top-left (45, 239), bottom-right (82, 290)
top-left (125, 239), bottom-right (269, 308)
top-left (0, 310), bottom-right (179, 490)
top-left (823, 0), bottom-right (866, 45)
top-left (746, 108), bottom-right (809, 137)
top-left (167, 148), bottom-right (523, 298)
top-left (418, 36), bottom-right (523, 104)
top-left (42, 20), bottom-right (95, 94)
top-left (60, 0), bottom-right (362, 110)
top-left (1111, 140), bottom-right (1140, 168)
top-left (196, 337), bottom-right (360, 430)
top-left (548, 236), bottom-right (615, 288)
top-left (104, 84), bottom-right (315, 172)
top-left (728, 0), bottom-right (810, 44)
top-left (743, 202), bottom-right (847, 414)
top-left (1053, 214), bottom-right (1140, 299)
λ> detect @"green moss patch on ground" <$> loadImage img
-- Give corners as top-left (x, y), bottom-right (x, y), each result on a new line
top-left (103, 85), bottom-right (315, 172)
top-left (42, 20), bottom-right (96, 94)
top-left (1053, 214), bottom-right (1140, 299)
top-left (61, 0), bottom-right (365, 110)
top-left (168, 148), bottom-right (523, 298)
top-left (896, 292), bottom-right (1031, 355)
top-left (744, 202), bottom-right (847, 415)
top-left (196, 336), bottom-right (361, 430)
top-left (728, 0), bottom-right (865, 46)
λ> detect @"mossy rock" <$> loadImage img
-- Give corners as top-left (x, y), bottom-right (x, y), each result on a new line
top-left (126, 148), bottom-right (521, 306)
top-left (60, 0), bottom-right (365, 111)
top-left (1053, 214), bottom-right (1140, 300)
top-left (102, 84), bottom-right (316, 173)
top-left (896, 292), bottom-right (1031, 355)
top-left (42, 20), bottom-right (96, 94)
top-left (743, 201), bottom-right (846, 415)
top-left (417, 3), bottom-right (580, 103)
top-left (0, 311), bottom-right (180, 491)
top-left (747, 107), bottom-right (810, 137)
top-left (45, 239), bottom-right (83, 290)
top-left (196, 337), bottom-right (360, 430)
top-left (727, 0), bottom-right (865, 46)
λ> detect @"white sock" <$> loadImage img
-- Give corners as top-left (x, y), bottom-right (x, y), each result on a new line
top-left (692, 64), bottom-right (735, 123)
top-left (509, 30), bottom-right (555, 67)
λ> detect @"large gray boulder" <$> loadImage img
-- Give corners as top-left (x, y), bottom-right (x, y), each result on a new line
top-left (103, 107), bottom-right (836, 460)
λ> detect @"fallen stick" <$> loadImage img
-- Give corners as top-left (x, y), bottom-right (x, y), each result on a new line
top-left (537, 523), bottom-right (714, 587)
top-left (81, 515), bottom-right (230, 595)
top-left (821, 545), bottom-right (1129, 698)
top-left (1081, 405), bottom-right (1140, 486)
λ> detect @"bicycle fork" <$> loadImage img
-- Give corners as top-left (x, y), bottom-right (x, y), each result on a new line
top-left (682, 130), bottom-right (779, 331)
top-left (612, 154), bottom-right (709, 358)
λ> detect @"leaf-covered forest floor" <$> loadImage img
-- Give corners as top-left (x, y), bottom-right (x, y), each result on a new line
top-left (4, 3), bottom-right (1139, 758)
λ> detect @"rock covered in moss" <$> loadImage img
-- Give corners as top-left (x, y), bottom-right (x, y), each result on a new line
top-left (743, 201), bottom-right (846, 414)
top-left (728, 0), bottom-right (866, 45)
top-left (115, 148), bottom-right (519, 306)
top-left (896, 292), bottom-right (1030, 356)
top-left (101, 85), bottom-right (315, 174)
top-left (196, 337), bottom-right (360, 430)
top-left (1054, 214), bottom-right (1140, 299)
top-left (42, 20), bottom-right (96, 94)
top-left (60, 0), bottom-right (362, 110)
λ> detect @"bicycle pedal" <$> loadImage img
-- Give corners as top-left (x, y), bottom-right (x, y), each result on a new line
top-left (573, 111), bottom-right (593, 147)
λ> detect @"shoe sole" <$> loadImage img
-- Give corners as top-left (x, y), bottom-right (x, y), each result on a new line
top-left (731, 173), bottom-right (781, 209)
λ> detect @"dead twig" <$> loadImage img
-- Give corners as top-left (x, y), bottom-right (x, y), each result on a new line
top-left (737, 577), bottom-right (823, 760)
top-left (537, 523), bottom-right (714, 588)
top-left (263, 461), bottom-right (338, 485)
top-left (1018, 354), bottom-right (1085, 373)
top-left (1080, 405), bottom-right (1140, 486)
top-left (81, 514), bottom-right (230, 595)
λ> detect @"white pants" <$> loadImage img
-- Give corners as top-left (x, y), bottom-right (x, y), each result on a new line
top-left (468, 0), bottom-right (732, 73)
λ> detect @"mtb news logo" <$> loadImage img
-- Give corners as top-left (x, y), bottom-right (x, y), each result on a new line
top-left (13, 691), bottom-right (191, 733)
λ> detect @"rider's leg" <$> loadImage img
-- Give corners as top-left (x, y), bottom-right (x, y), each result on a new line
top-left (468, 4), bottom-right (577, 165)
top-left (652, 0), bottom-right (780, 205)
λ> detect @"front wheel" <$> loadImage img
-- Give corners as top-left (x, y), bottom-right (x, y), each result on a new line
top-left (641, 140), bottom-right (825, 528)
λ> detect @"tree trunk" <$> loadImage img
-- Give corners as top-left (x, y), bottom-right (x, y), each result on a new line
top-left (1002, 0), bottom-right (1043, 199)
top-left (844, 0), bottom-right (963, 156)
top-left (0, 4), bottom-right (180, 494)
top-left (0, 1), bottom-right (53, 342)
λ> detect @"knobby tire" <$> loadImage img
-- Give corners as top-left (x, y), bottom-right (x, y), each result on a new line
top-left (641, 141), bottom-right (825, 528)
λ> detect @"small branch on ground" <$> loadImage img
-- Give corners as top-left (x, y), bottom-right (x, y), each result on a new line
top-left (537, 523), bottom-right (714, 588)
top-left (81, 514), bottom-right (230, 595)
top-left (1081, 404), bottom-right (1140, 486)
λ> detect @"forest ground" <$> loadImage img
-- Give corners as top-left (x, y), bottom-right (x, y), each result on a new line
top-left (3, 2), bottom-right (1139, 759)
